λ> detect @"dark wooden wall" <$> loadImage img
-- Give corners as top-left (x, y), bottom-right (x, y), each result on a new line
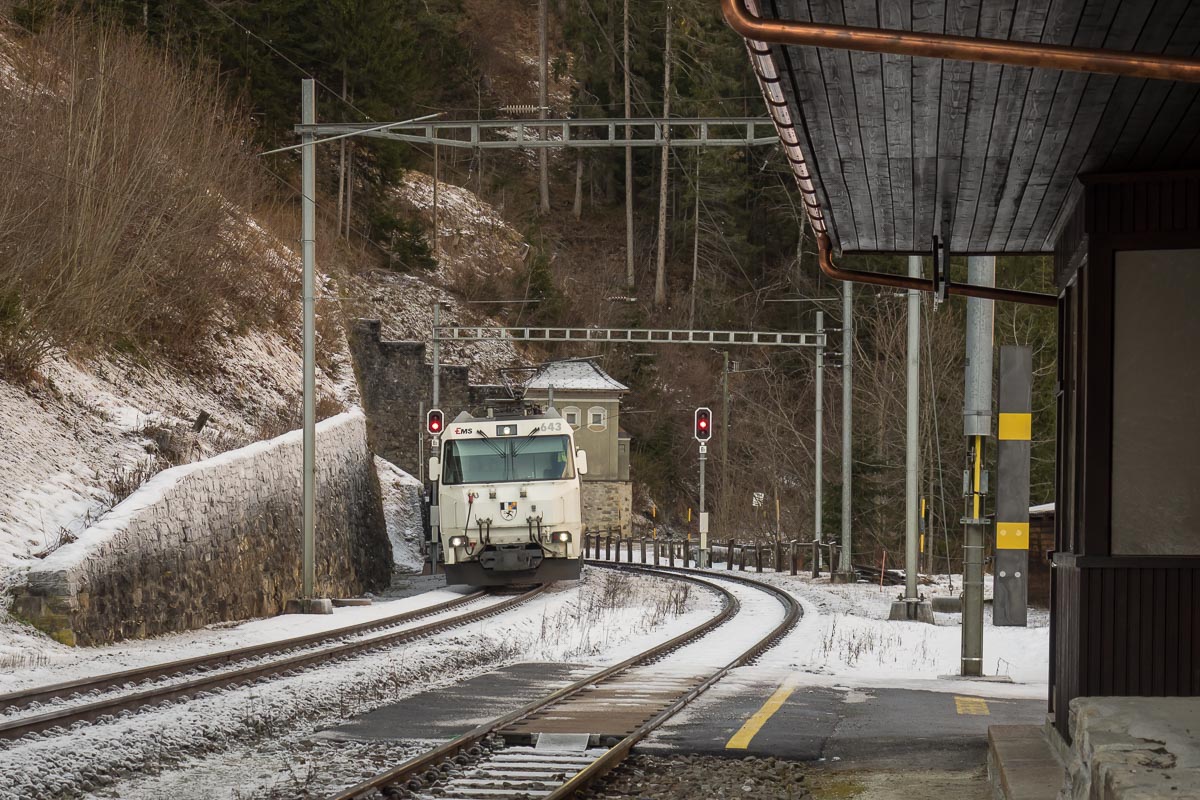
top-left (1050, 170), bottom-right (1200, 740)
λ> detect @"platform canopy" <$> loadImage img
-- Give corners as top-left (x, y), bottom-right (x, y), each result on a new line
top-left (752, 0), bottom-right (1200, 255)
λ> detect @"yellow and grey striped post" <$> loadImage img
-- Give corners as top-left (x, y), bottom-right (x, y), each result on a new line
top-left (995, 346), bottom-right (1032, 627)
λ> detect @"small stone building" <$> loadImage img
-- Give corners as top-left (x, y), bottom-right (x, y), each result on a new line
top-left (349, 323), bottom-right (634, 535)
top-left (522, 360), bottom-right (633, 537)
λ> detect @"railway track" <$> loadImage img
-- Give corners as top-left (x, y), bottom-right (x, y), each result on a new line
top-left (0, 584), bottom-right (549, 743)
top-left (332, 563), bottom-right (801, 800)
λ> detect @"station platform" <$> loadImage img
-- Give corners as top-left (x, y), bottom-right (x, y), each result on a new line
top-left (318, 661), bottom-right (1045, 773)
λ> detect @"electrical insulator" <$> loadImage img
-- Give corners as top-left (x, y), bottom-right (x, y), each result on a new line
top-left (427, 409), bottom-right (444, 435)
top-left (694, 407), bottom-right (712, 442)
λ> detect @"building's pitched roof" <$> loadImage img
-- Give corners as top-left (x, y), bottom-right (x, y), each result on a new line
top-left (524, 359), bottom-right (628, 393)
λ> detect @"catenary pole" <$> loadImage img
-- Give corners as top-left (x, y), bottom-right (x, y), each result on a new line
top-left (961, 255), bottom-right (995, 675)
top-left (814, 310), bottom-right (824, 564)
top-left (721, 351), bottom-right (730, 535)
top-left (905, 255), bottom-right (921, 603)
top-left (301, 79), bottom-right (316, 602)
top-left (839, 282), bottom-right (853, 576)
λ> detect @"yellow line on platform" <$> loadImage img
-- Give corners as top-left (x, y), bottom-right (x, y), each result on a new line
top-left (955, 696), bottom-right (990, 716)
top-left (726, 675), bottom-right (798, 749)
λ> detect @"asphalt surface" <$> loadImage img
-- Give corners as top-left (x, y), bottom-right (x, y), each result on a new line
top-left (318, 662), bottom-right (1045, 771)
top-left (319, 663), bottom-right (589, 743)
top-left (643, 666), bottom-right (1044, 770)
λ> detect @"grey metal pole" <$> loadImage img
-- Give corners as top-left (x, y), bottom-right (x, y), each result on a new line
top-left (814, 311), bottom-right (824, 568)
top-left (721, 351), bottom-right (730, 533)
top-left (905, 256), bottom-right (921, 602)
top-left (432, 303), bottom-right (440, 409)
top-left (839, 282), bottom-right (853, 577)
top-left (301, 79), bottom-right (317, 601)
top-left (699, 444), bottom-right (708, 567)
top-left (961, 255), bottom-right (995, 676)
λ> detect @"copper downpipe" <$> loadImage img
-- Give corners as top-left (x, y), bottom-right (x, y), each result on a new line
top-left (721, 0), bottom-right (1200, 83)
top-left (815, 234), bottom-right (1058, 307)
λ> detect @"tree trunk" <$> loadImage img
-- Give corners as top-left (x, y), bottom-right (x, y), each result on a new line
top-left (345, 144), bottom-right (354, 236)
top-left (654, 1), bottom-right (672, 307)
top-left (574, 154), bottom-right (584, 220)
top-left (337, 71), bottom-right (347, 238)
top-left (689, 155), bottom-right (700, 328)
top-left (432, 142), bottom-right (440, 256)
top-left (538, 0), bottom-right (550, 214)
top-left (623, 0), bottom-right (634, 290)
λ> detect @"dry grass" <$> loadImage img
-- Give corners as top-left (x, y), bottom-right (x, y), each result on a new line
top-left (0, 17), bottom-right (291, 379)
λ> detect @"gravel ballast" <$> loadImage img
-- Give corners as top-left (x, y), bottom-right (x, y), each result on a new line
top-left (583, 754), bottom-right (811, 799)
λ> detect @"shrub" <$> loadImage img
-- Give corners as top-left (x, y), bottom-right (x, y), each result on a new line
top-left (0, 17), bottom-right (289, 379)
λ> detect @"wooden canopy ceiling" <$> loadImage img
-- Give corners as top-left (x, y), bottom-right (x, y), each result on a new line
top-left (755, 0), bottom-right (1200, 255)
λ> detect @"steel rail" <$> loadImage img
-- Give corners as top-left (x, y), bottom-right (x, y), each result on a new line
top-left (543, 563), bottom-right (802, 798)
top-left (0, 590), bottom-right (487, 714)
top-left (721, 0), bottom-right (1200, 83)
top-left (331, 564), bottom-right (801, 800)
top-left (329, 567), bottom-right (740, 800)
top-left (0, 585), bottom-right (548, 742)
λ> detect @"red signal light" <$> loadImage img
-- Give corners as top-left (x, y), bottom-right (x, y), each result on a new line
top-left (694, 407), bottom-right (712, 442)
top-left (427, 409), bottom-right (444, 435)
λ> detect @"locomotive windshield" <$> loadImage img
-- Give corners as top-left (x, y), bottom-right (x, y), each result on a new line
top-left (442, 434), bottom-right (575, 485)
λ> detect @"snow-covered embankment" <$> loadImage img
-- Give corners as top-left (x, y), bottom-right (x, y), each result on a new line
top-left (11, 410), bottom-right (392, 646)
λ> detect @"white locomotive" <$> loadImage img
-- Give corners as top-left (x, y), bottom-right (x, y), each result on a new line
top-left (428, 405), bottom-right (586, 585)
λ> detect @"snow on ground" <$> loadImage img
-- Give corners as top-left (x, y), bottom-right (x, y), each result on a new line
top-left (0, 567), bottom-right (714, 800)
top-left (749, 570), bottom-right (1049, 692)
top-left (0, 586), bottom-right (477, 693)
top-left (0, 328), bottom-right (348, 569)
top-left (392, 170), bottom-right (526, 287)
top-left (375, 456), bottom-right (425, 572)
top-left (624, 554), bottom-right (1049, 698)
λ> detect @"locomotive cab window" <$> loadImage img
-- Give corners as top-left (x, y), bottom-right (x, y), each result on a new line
top-left (442, 435), bottom-right (574, 484)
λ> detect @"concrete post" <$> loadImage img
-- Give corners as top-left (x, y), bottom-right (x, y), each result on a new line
top-left (837, 283), bottom-right (854, 580)
top-left (815, 310), bottom-right (824, 570)
top-left (891, 256), bottom-right (933, 623)
top-left (301, 79), bottom-right (316, 602)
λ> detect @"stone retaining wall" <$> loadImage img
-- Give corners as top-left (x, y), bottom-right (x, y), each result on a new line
top-left (11, 409), bottom-right (391, 646)
top-left (582, 480), bottom-right (633, 536)
top-left (349, 319), bottom-right (507, 476)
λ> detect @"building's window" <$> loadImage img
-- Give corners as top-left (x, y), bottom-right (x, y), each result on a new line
top-left (588, 406), bottom-right (607, 431)
top-left (563, 407), bottom-right (580, 427)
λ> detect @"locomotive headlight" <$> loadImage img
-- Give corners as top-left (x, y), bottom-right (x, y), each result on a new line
top-left (551, 531), bottom-right (572, 543)
top-left (448, 536), bottom-right (467, 547)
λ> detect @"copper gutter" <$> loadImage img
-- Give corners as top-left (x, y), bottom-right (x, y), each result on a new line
top-left (728, 0), bottom-right (1074, 306)
top-left (815, 233), bottom-right (1058, 307)
top-left (722, 0), bottom-right (1200, 83)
